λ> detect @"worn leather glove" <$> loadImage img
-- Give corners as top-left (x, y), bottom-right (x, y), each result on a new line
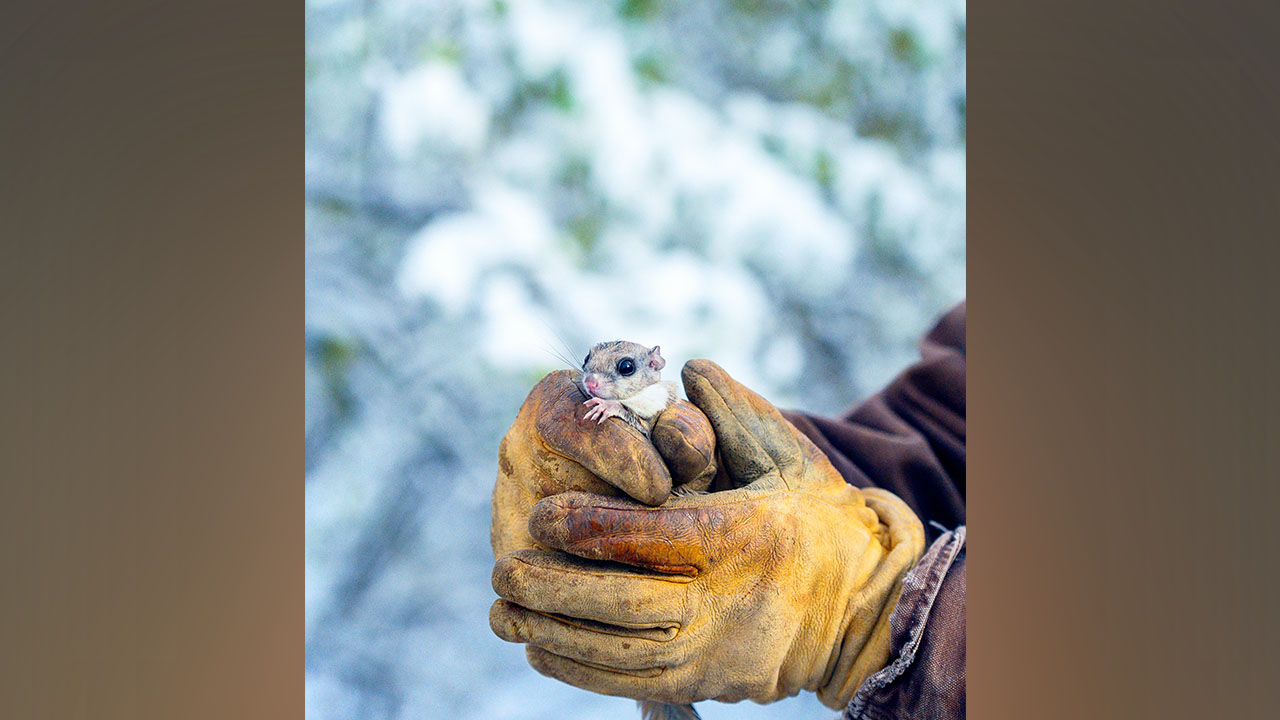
top-left (490, 360), bottom-right (926, 709)
top-left (491, 369), bottom-right (718, 558)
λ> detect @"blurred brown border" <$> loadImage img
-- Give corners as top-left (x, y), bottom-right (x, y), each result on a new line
top-left (1, 2), bottom-right (301, 718)
top-left (971, 1), bottom-right (1280, 717)
top-left (2, 1), bottom-right (1279, 718)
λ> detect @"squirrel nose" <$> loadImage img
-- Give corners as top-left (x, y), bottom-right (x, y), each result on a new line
top-left (584, 376), bottom-right (599, 392)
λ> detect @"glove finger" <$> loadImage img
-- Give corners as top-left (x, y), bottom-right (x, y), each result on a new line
top-left (525, 646), bottom-right (679, 700)
top-left (650, 400), bottom-right (717, 492)
top-left (680, 359), bottom-right (803, 484)
top-left (492, 549), bottom-right (689, 631)
top-left (528, 489), bottom-right (773, 577)
top-left (490, 600), bottom-right (687, 671)
top-left (534, 370), bottom-right (672, 505)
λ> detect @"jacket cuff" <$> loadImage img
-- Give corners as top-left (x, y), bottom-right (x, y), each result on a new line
top-left (843, 525), bottom-right (966, 720)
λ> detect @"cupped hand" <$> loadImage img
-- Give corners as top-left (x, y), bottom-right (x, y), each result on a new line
top-left (491, 369), bottom-right (717, 558)
top-left (490, 360), bottom-right (925, 708)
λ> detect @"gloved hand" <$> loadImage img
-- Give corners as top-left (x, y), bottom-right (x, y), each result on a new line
top-left (490, 360), bottom-right (926, 709)
top-left (491, 369), bottom-right (718, 558)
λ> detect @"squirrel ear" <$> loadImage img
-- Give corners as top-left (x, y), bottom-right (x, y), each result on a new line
top-left (648, 345), bottom-right (666, 371)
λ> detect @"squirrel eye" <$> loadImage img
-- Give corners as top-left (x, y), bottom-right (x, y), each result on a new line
top-left (617, 358), bottom-right (635, 376)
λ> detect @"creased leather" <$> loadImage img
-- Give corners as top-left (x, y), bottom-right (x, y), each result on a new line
top-left (491, 369), bottom-right (717, 558)
top-left (490, 361), bottom-right (926, 709)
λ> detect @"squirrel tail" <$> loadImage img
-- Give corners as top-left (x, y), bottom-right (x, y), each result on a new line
top-left (637, 701), bottom-right (701, 720)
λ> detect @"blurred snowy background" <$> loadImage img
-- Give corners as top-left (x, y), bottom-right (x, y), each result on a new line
top-left (305, 0), bottom-right (965, 718)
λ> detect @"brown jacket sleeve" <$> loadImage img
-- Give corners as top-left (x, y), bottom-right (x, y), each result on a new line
top-left (783, 301), bottom-right (966, 720)
top-left (783, 300), bottom-right (966, 535)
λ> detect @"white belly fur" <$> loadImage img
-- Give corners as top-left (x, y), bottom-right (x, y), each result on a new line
top-left (619, 382), bottom-right (676, 420)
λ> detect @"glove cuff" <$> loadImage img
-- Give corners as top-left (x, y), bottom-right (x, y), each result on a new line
top-left (816, 489), bottom-right (926, 710)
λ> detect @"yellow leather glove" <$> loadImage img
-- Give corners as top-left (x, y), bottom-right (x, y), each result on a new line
top-left (491, 369), bottom-right (718, 558)
top-left (490, 360), bottom-right (926, 709)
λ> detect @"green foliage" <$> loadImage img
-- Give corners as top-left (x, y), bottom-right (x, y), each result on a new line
top-left (634, 54), bottom-right (669, 85)
top-left (314, 336), bottom-right (359, 415)
top-left (799, 59), bottom-right (856, 113)
top-left (889, 28), bottom-right (925, 69)
top-left (859, 112), bottom-right (913, 145)
top-left (729, 0), bottom-right (777, 17)
top-left (558, 155), bottom-right (593, 189)
top-left (314, 195), bottom-right (355, 218)
top-left (528, 68), bottom-right (576, 112)
top-left (620, 0), bottom-right (662, 21)
top-left (421, 40), bottom-right (462, 64)
top-left (567, 212), bottom-right (604, 253)
top-left (812, 150), bottom-right (834, 193)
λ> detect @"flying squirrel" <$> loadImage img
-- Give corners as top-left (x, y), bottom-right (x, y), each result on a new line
top-left (578, 340), bottom-right (703, 720)
top-left (579, 340), bottom-right (680, 437)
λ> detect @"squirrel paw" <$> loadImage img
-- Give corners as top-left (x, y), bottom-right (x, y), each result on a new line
top-left (582, 397), bottom-right (624, 424)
